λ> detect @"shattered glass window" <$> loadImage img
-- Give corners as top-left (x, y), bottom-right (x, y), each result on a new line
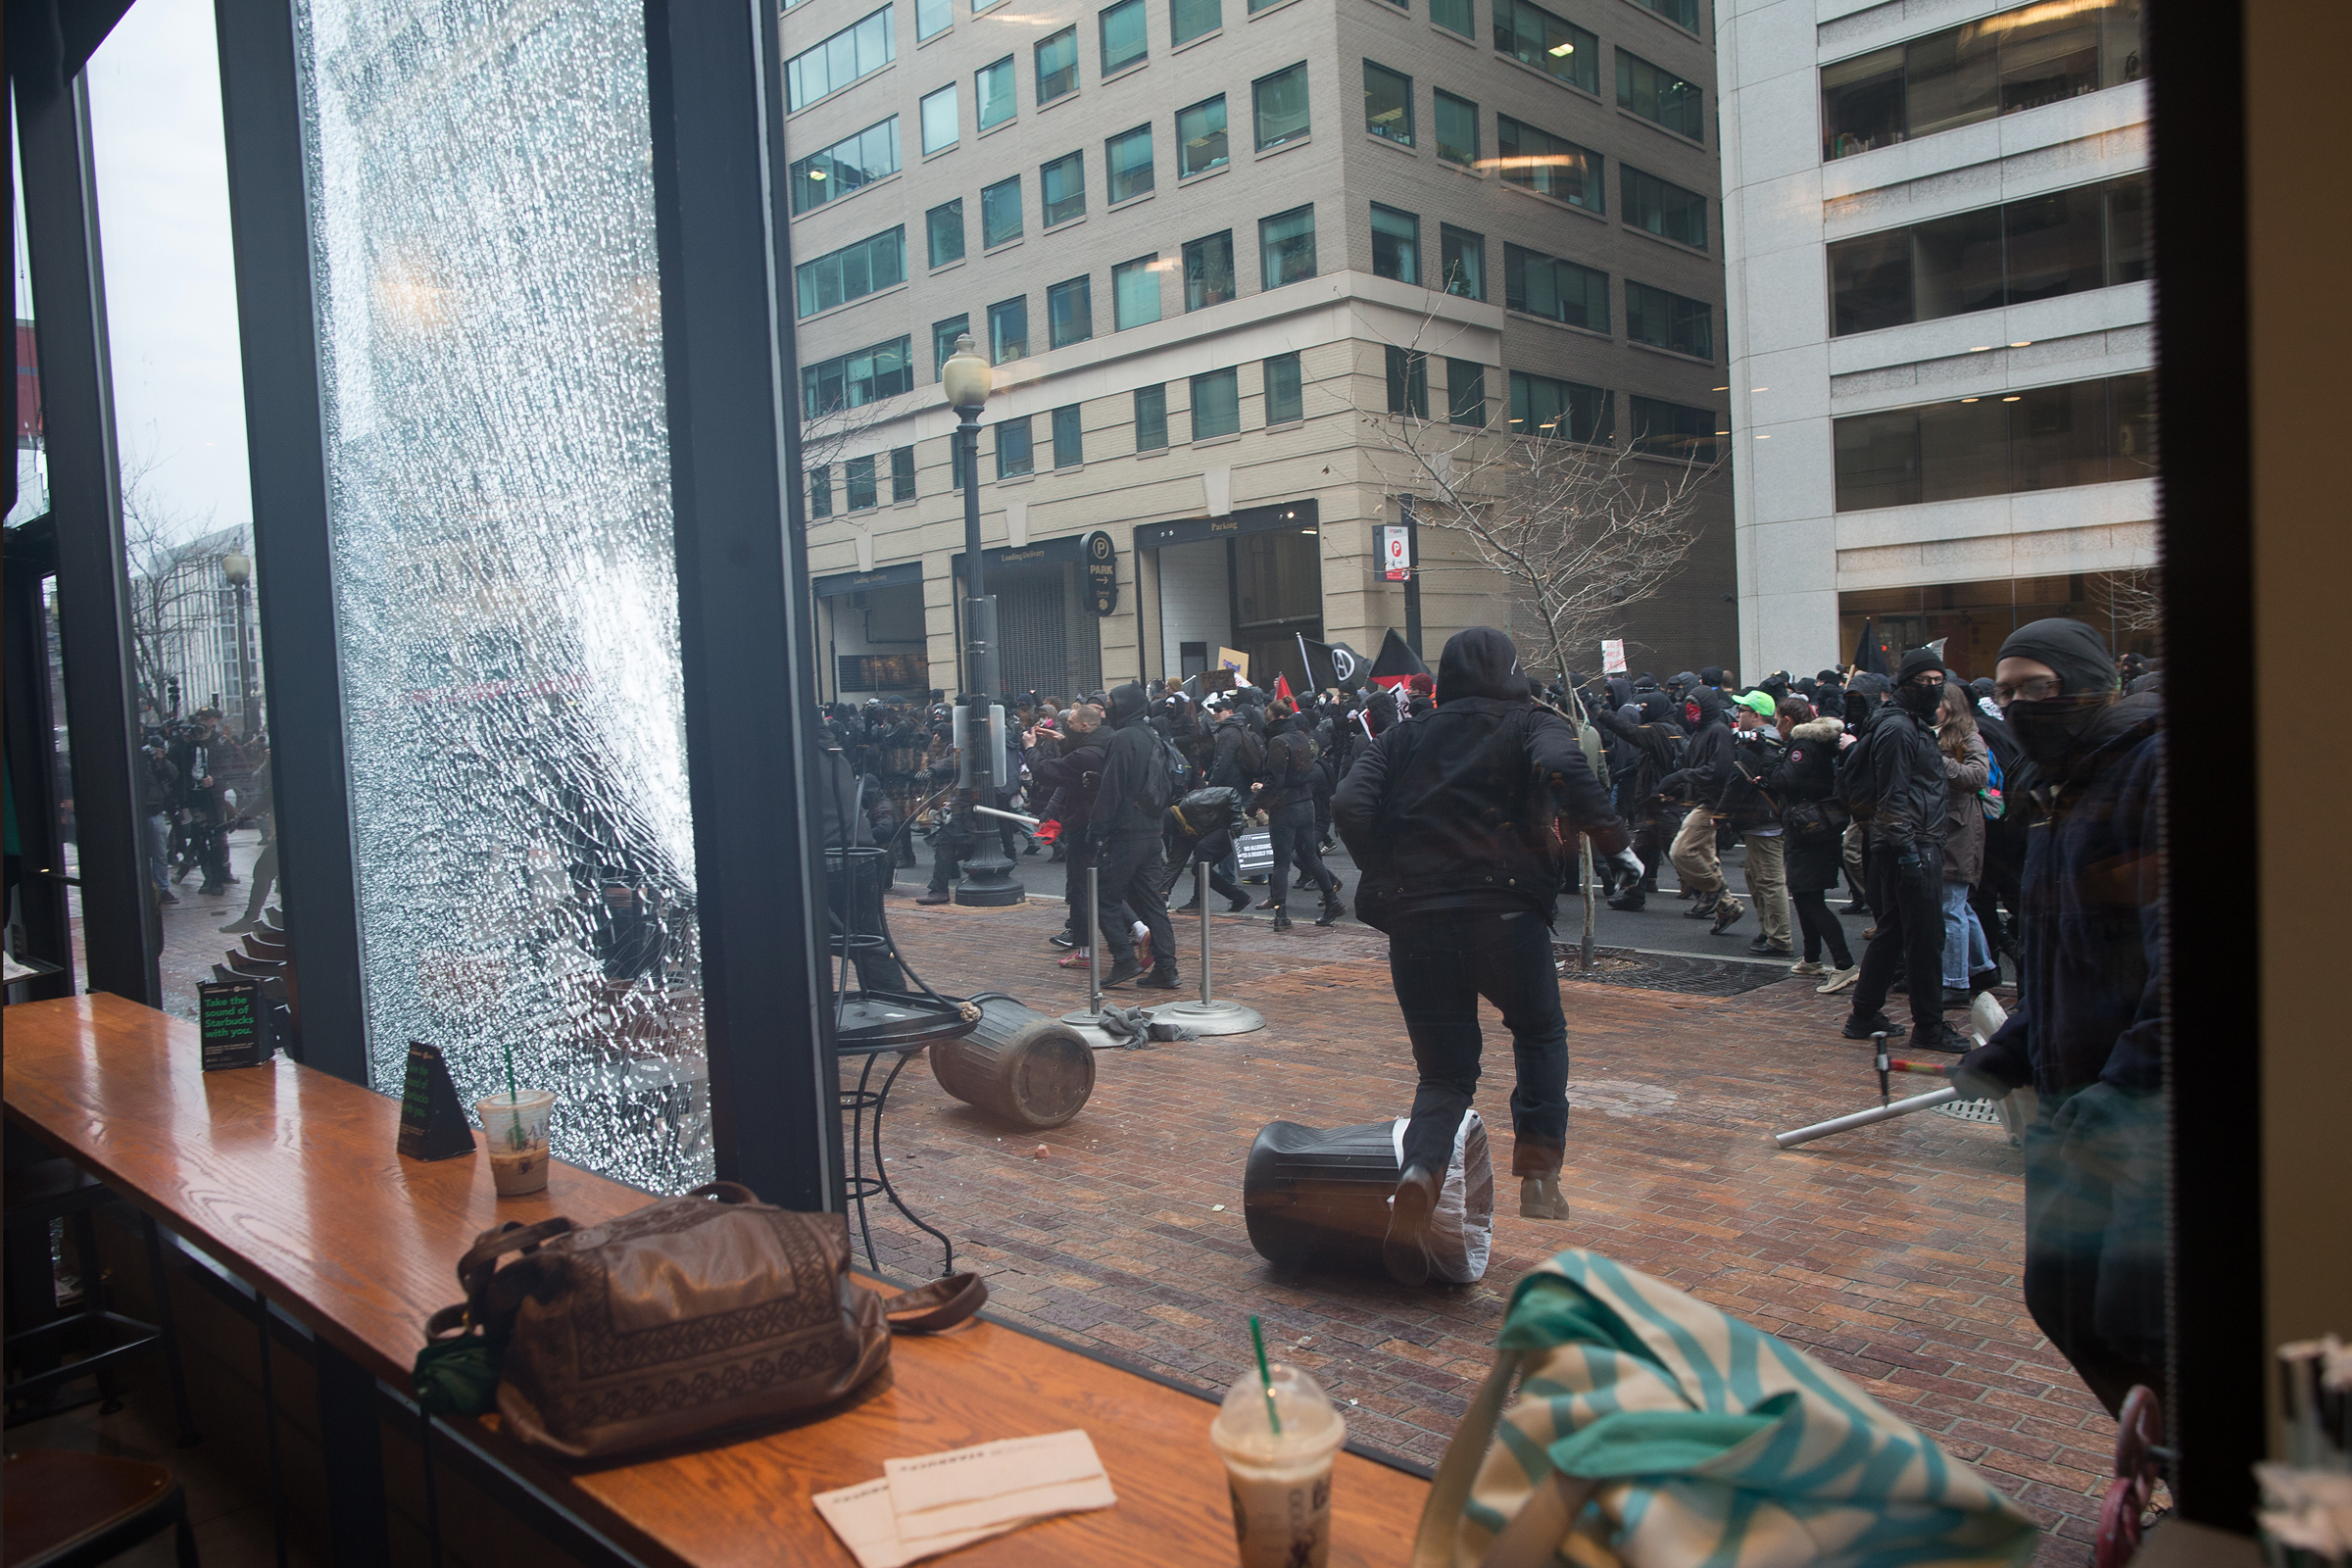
top-left (295, 0), bottom-right (710, 1192)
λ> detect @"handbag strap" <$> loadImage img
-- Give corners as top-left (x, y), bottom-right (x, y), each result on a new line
top-left (687, 1180), bottom-right (761, 1205)
top-left (1410, 1348), bottom-right (1531, 1568)
top-left (882, 1272), bottom-right (989, 1334)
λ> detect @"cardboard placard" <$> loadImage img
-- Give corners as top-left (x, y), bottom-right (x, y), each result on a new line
top-left (397, 1041), bottom-right (478, 1162)
top-left (1601, 639), bottom-right (1627, 675)
top-left (1198, 666), bottom-right (1237, 694)
top-left (1216, 647), bottom-right (1250, 681)
top-left (199, 978), bottom-right (269, 1070)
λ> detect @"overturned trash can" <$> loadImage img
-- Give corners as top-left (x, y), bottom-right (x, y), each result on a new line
top-left (1242, 1112), bottom-right (1494, 1283)
top-left (928, 992), bottom-right (1096, 1130)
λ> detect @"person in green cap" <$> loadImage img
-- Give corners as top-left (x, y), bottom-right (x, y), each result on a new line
top-left (1719, 690), bottom-right (1794, 957)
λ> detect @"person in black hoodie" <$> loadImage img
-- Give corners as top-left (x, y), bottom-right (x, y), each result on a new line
top-left (1664, 686), bottom-right (1742, 931)
top-left (1089, 683), bottom-right (1181, 989)
top-left (1763, 699), bottom-right (1855, 987)
top-left (1591, 693), bottom-right (1686, 907)
top-left (1250, 699), bottom-right (1343, 929)
top-left (1334, 627), bottom-right (1638, 1285)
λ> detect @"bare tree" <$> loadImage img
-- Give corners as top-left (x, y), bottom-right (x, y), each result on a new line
top-left (119, 453), bottom-right (227, 721)
top-left (2095, 563), bottom-right (2163, 638)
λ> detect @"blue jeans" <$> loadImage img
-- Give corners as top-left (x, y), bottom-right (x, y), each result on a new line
top-left (1941, 879), bottom-right (1992, 987)
top-left (1388, 909), bottom-right (1566, 1177)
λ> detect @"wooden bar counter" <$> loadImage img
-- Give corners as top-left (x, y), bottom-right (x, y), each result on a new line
top-left (3, 995), bottom-right (1429, 1567)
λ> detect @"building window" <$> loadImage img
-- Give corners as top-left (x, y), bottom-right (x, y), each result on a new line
top-left (919, 87), bottom-right (958, 156)
top-left (1370, 204), bottom-right (1419, 284)
top-left (1441, 223), bottom-right (1485, 300)
top-left (1171, 0), bottom-right (1219, 46)
top-left (1364, 61), bottom-right (1414, 145)
top-left (1621, 165), bottom-right (1706, 249)
top-left (1510, 369), bottom-right (1611, 442)
top-left (1178, 95), bottom-right (1228, 177)
top-left (1258, 206), bottom-right (1315, 287)
top-left (1041, 151), bottom-right (1086, 225)
top-left (932, 314), bottom-right (969, 379)
top-left (977, 56), bottom-right (1017, 129)
top-left (988, 296), bottom-right (1029, 362)
top-left (1434, 90), bottom-right (1478, 166)
top-left (1494, 115), bottom-right (1600, 210)
top-left (1106, 124), bottom-right (1154, 203)
top-left (1616, 50), bottom-right (1704, 139)
top-left (1432, 0), bottom-right (1472, 39)
top-left (1113, 254), bottom-right (1162, 328)
top-left (981, 175), bottom-right (1022, 247)
top-left (918, 0), bottom-right (952, 38)
top-left (1630, 0), bottom-right (1696, 28)
top-left (1504, 242), bottom-right (1607, 331)
top-left (1252, 63), bottom-right (1311, 151)
top-left (1135, 384), bottom-right (1169, 450)
top-left (1102, 0), bottom-right (1148, 74)
top-left (1385, 346), bottom-right (1429, 418)
top-left (1264, 352), bottom-right (1303, 424)
top-left (808, 464), bottom-right (833, 517)
top-left (1625, 279), bottom-right (1711, 357)
top-left (1493, 0), bottom-right (1595, 93)
top-left (1629, 396), bottom-right (1720, 462)
top-left (891, 446), bottom-right (917, 501)
top-left (996, 416), bottom-right (1035, 478)
top-left (790, 118), bottom-right (900, 215)
top-left (1183, 230), bottom-right (1235, 310)
top-left (796, 225), bottom-right (906, 318)
top-left (1191, 368), bottom-right (1240, 439)
top-left (1049, 274), bottom-right (1094, 347)
top-left (1052, 405), bottom-right (1084, 467)
top-left (1828, 173), bottom-right (2149, 336)
top-left (926, 199), bottom-right (964, 267)
top-left (803, 336), bottom-right (912, 414)
top-left (1821, 0), bottom-right (2146, 161)
top-left (787, 6), bottom-right (895, 110)
top-left (845, 454), bottom-right (880, 511)
top-left (1832, 370), bottom-right (2156, 510)
top-left (1447, 359), bottom-right (1486, 425)
top-left (1036, 25), bottom-right (1079, 103)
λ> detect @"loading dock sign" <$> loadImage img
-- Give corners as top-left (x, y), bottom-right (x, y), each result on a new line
top-left (1084, 530), bottom-right (1118, 615)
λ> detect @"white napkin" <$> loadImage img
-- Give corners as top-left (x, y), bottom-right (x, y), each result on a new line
top-left (811, 1431), bottom-right (1115, 1568)
top-left (810, 1478), bottom-right (1018, 1568)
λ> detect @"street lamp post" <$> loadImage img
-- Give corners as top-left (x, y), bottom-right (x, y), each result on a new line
top-left (221, 547), bottom-right (257, 738)
top-left (940, 334), bottom-right (1022, 906)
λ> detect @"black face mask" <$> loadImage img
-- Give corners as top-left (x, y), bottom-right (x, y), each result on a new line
top-left (2004, 694), bottom-right (2109, 772)
top-left (1895, 683), bottom-right (1942, 720)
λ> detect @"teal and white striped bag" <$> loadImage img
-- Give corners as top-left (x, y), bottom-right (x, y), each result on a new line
top-left (1410, 1249), bottom-right (2037, 1568)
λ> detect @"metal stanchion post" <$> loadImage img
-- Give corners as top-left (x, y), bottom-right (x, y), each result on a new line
top-left (1197, 862), bottom-right (1210, 1004)
top-left (1145, 856), bottom-right (1263, 1036)
top-left (1059, 861), bottom-right (1113, 1038)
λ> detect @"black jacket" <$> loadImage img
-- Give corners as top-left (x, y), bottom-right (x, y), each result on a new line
top-left (1589, 704), bottom-right (1684, 819)
top-left (1861, 705), bottom-right (1950, 859)
top-left (1660, 721), bottom-right (1738, 810)
top-left (1031, 737), bottom-right (1106, 831)
top-left (1204, 717), bottom-right (1259, 790)
top-left (1091, 684), bottom-right (1165, 837)
top-left (1255, 718), bottom-right (1319, 813)
top-left (1334, 628), bottom-right (1627, 927)
top-left (1763, 717), bottom-right (1848, 892)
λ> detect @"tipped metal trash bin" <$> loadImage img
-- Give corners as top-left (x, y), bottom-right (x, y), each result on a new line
top-left (927, 992), bottom-right (1096, 1129)
top-left (1242, 1112), bottom-right (1494, 1283)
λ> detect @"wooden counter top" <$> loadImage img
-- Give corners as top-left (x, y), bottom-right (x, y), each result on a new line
top-left (3, 995), bottom-right (1429, 1567)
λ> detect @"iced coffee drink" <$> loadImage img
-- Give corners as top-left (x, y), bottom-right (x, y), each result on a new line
top-left (477, 1090), bottom-right (554, 1197)
top-left (1210, 1362), bottom-right (1348, 1568)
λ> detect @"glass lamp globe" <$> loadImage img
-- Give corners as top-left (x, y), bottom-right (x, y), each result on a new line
top-left (940, 333), bottom-right (992, 412)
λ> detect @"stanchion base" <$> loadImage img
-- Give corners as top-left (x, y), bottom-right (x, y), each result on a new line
top-left (952, 882), bottom-right (1026, 907)
top-left (1146, 999), bottom-right (1264, 1036)
top-left (1054, 1011), bottom-right (1120, 1050)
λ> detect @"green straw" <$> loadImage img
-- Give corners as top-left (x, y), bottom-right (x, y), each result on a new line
top-left (500, 1042), bottom-right (523, 1150)
top-left (1249, 1314), bottom-right (1281, 1437)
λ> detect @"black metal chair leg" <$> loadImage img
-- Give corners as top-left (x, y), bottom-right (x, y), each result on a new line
top-left (70, 1208), bottom-right (125, 1415)
top-left (848, 1054), bottom-right (880, 1270)
top-left (142, 1214), bottom-right (199, 1446)
top-left (871, 1053), bottom-right (955, 1277)
top-left (258, 1295), bottom-right (288, 1568)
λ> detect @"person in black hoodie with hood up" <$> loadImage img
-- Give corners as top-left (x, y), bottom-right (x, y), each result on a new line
top-left (1089, 683), bottom-right (1181, 989)
top-left (1334, 628), bottom-right (1639, 1286)
top-left (1591, 691), bottom-right (1687, 906)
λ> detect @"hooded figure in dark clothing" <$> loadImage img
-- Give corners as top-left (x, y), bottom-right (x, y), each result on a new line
top-left (1591, 690), bottom-right (1689, 906)
top-left (1333, 628), bottom-right (1636, 1285)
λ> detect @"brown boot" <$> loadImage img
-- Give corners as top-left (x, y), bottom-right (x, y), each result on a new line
top-left (1519, 1174), bottom-right (1570, 1220)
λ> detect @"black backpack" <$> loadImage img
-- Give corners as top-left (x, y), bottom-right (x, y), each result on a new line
top-left (1833, 720), bottom-right (1880, 821)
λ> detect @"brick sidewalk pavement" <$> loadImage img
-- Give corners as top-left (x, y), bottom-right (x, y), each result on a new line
top-left (857, 886), bottom-right (2116, 1562)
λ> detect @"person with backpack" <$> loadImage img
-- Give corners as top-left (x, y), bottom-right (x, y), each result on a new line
top-left (1334, 627), bottom-right (1639, 1286)
top-left (1592, 692), bottom-right (1687, 907)
top-left (1250, 699), bottom-right (1343, 930)
top-left (1763, 697), bottom-right (1856, 990)
top-left (1088, 682), bottom-right (1181, 990)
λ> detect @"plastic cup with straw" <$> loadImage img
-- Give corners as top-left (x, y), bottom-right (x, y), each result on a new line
top-left (1212, 1315), bottom-right (1347, 1568)
top-left (1250, 1314), bottom-right (1282, 1436)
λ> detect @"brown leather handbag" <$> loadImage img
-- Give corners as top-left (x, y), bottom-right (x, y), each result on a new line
top-left (423, 1182), bottom-right (985, 1460)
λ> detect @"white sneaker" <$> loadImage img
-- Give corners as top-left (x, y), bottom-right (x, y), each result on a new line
top-left (1788, 959), bottom-right (1824, 977)
top-left (1816, 965), bottom-right (1860, 995)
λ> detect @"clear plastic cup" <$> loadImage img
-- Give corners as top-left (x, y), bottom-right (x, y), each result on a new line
top-left (476, 1090), bottom-right (555, 1197)
top-left (1209, 1363), bottom-right (1348, 1568)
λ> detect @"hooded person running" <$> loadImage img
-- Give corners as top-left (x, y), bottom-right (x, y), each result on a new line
top-left (1334, 627), bottom-right (1638, 1286)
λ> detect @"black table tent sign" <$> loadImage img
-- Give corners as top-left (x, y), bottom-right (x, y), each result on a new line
top-left (398, 1041), bottom-right (478, 1161)
top-left (198, 978), bottom-right (270, 1070)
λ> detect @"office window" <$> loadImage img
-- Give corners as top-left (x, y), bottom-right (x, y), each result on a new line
top-left (926, 199), bottom-right (965, 267)
top-left (932, 314), bottom-right (969, 379)
top-left (1053, 405), bottom-right (1084, 467)
top-left (845, 454), bottom-right (880, 511)
top-left (1616, 51), bottom-right (1704, 139)
top-left (796, 226), bottom-right (906, 318)
top-left (1106, 124), bottom-right (1154, 203)
top-left (1035, 26), bottom-right (1080, 104)
top-left (1370, 205), bottom-right (1419, 284)
top-left (1630, 396), bottom-right (1719, 462)
top-left (1113, 254), bottom-right (1162, 328)
top-left (1264, 352), bottom-right (1303, 424)
top-left (1102, 0), bottom-right (1149, 73)
top-left (989, 295), bottom-right (1029, 362)
top-left (1364, 62), bottom-right (1414, 145)
top-left (1833, 370), bottom-right (2155, 509)
top-left (1510, 369), bottom-right (1611, 442)
top-left (1494, 115), bottom-right (1600, 209)
top-left (1504, 242), bottom-right (1607, 331)
top-left (808, 464), bottom-right (833, 517)
top-left (1041, 151), bottom-right (1086, 225)
top-left (1625, 279), bottom-right (1711, 357)
top-left (803, 336), bottom-right (913, 413)
top-left (1048, 274), bottom-right (1094, 348)
top-left (918, 0), bottom-right (952, 37)
top-left (1432, 0), bottom-right (1472, 37)
top-left (1434, 90), bottom-right (1478, 166)
top-left (1441, 224), bottom-right (1485, 300)
top-left (1385, 346), bottom-right (1429, 418)
top-left (1171, 0), bottom-right (1219, 45)
top-left (1493, 0), bottom-right (1595, 93)
top-left (1135, 384), bottom-right (1170, 450)
top-left (787, 7), bottom-right (896, 110)
top-left (1192, 368), bottom-right (1241, 439)
top-left (891, 446), bottom-right (917, 501)
top-left (1184, 230), bottom-right (1235, 310)
top-left (1632, 0), bottom-right (1697, 27)
top-left (977, 56), bottom-right (1017, 129)
top-left (920, 86), bottom-right (958, 155)
top-left (790, 118), bottom-right (900, 215)
top-left (1447, 359), bottom-right (1486, 425)
top-left (996, 416), bottom-right (1035, 478)
top-left (1622, 165), bottom-right (1706, 248)
top-left (1178, 96), bottom-right (1228, 177)
top-left (1253, 63), bottom-right (1311, 151)
top-left (981, 175), bottom-right (1023, 247)
top-left (1821, 0), bottom-right (2146, 160)
top-left (1258, 206), bottom-right (1316, 286)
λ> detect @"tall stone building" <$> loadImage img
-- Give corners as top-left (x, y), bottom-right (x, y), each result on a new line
top-left (784, 0), bottom-right (1736, 698)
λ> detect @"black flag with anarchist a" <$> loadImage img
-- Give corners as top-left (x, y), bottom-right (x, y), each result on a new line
top-left (1297, 634), bottom-right (1370, 692)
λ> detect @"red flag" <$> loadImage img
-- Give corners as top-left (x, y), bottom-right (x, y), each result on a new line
top-left (1275, 674), bottom-right (1293, 701)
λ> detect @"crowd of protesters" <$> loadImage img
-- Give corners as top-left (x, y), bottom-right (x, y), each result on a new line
top-left (136, 707), bottom-right (276, 933)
